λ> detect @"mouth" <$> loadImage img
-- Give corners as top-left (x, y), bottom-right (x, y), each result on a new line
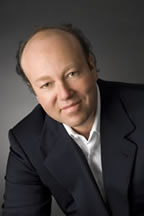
top-left (61, 101), bottom-right (81, 113)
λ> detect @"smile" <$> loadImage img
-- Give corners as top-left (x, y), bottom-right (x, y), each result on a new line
top-left (61, 101), bottom-right (81, 113)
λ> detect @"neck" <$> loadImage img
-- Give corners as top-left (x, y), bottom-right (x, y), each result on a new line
top-left (72, 113), bottom-right (96, 140)
top-left (72, 128), bottom-right (90, 140)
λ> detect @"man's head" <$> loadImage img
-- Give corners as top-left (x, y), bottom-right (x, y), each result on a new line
top-left (16, 24), bottom-right (98, 90)
top-left (17, 24), bottom-right (98, 136)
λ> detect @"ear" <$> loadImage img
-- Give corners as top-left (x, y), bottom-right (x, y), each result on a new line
top-left (88, 54), bottom-right (98, 81)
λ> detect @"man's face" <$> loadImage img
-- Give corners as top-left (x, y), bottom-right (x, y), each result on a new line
top-left (21, 30), bottom-right (98, 134)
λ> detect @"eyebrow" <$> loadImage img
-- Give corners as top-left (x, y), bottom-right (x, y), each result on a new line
top-left (35, 63), bottom-right (81, 83)
top-left (35, 76), bottom-right (51, 83)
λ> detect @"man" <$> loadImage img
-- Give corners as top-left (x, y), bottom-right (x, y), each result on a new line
top-left (2, 24), bottom-right (144, 216)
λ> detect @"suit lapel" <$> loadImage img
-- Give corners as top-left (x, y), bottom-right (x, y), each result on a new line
top-left (41, 116), bottom-right (109, 215)
top-left (99, 80), bottom-right (137, 216)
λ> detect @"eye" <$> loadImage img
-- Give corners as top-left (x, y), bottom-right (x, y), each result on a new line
top-left (68, 71), bottom-right (79, 78)
top-left (40, 82), bottom-right (51, 89)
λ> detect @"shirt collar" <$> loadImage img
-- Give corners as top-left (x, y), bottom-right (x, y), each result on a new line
top-left (63, 83), bottom-right (101, 141)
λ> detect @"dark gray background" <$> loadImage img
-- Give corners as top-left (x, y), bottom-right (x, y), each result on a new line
top-left (0, 0), bottom-right (144, 215)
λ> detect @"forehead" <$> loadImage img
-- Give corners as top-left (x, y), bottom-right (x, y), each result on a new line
top-left (21, 30), bottom-right (87, 82)
top-left (21, 29), bottom-right (85, 61)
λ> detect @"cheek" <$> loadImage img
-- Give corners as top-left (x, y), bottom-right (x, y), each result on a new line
top-left (80, 78), bottom-right (97, 104)
top-left (37, 94), bottom-right (56, 111)
top-left (79, 77), bottom-right (96, 95)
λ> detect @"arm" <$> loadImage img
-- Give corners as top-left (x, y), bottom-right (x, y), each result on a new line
top-left (2, 130), bottom-right (52, 216)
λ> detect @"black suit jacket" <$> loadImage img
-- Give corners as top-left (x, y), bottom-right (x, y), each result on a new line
top-left (2, 79), bottom-right (144, 216)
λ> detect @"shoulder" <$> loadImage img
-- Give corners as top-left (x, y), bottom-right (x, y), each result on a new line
top-left (98, 79), bottom-right (144, 91)
top-left (11, 104), bottom-right (46, 137)
top-left (98, 79), bottom-right (144, 99)
top-left (98, 79), bottom-right (144, 123)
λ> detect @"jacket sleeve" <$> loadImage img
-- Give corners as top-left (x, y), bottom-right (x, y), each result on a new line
top-left (2, 129), bottom-right (52, 216)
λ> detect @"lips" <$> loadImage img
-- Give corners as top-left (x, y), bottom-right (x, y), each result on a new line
top-left (60, 101), bottom-right (81, 112)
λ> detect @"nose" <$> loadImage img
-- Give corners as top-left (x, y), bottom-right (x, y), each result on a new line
top-left (57, 81), bottom-right (74, 100)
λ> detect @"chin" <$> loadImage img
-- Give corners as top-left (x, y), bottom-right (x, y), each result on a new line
top-left (64, 117), bottom-right (87, 128)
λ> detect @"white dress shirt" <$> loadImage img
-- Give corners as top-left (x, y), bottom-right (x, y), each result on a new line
top-left (63, 84), bottom-right (106, 200)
